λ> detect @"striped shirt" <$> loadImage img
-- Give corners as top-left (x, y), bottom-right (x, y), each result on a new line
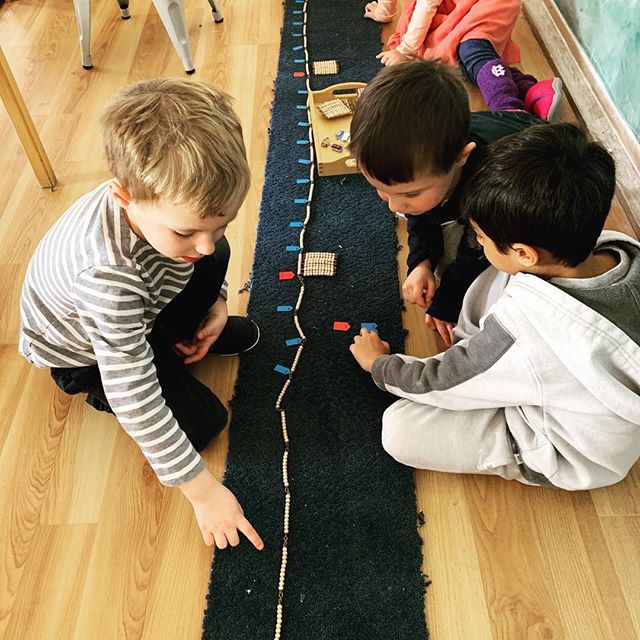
top-left (19, 183), bottom-right (206, 486)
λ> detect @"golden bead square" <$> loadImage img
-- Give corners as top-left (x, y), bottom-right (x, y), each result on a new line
top-left (316, 98), bottom-right (352, 119)
top-left (313, 60), bottom-right (339, 75)
top-left (302, 252), bottom-right (337, 276)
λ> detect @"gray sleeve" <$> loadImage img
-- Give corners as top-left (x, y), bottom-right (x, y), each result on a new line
top-left (72, 266), bottom-right (204, 487)
top-left (371, 314), bottom-right (517, 397)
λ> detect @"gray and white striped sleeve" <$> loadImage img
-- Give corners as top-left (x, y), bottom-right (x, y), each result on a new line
top-left (72, 265), bottom-right (205, 487)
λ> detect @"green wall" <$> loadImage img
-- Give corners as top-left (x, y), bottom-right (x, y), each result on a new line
top-left (554, 0), bottom-right (639, 140)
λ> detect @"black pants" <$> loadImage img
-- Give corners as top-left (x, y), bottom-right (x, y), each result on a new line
top-left (51, 237), bottom-right (231, 452)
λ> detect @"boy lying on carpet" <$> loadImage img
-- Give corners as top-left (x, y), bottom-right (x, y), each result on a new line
top-left (350, 123), bottom-right (640, 490)
top-left (19, 79), bottom-right (264, 551)
top-left (350, 59), bottom-right (548, 347)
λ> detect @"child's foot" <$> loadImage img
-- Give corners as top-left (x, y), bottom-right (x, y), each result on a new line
top-left (364, 1), bottom-right (395, 23)
top-left (209, 316), bottom-right (260, 356)
top-left (524, 77), bottom-right (563, 122)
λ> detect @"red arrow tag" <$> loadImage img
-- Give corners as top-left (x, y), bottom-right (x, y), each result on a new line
top-left (333, 321), bottom-right (350, 331)
top-left (279, 271), bottom-right (296, 280)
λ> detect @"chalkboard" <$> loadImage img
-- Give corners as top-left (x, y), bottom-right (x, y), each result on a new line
top-left (554, 0), bottom-right (640, 140)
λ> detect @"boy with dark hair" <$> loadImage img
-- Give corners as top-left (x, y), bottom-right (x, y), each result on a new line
top-left (350, 58), bottom-right (545, 346)
top-left (350, 123), bottom-right (640, 490)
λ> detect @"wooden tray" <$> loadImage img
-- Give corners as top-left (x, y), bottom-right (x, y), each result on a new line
top-left (307, 82), bottom-right (367, 177)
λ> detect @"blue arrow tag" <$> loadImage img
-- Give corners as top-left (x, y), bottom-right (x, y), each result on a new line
top-left (274, 364), bottom-right (291, 375)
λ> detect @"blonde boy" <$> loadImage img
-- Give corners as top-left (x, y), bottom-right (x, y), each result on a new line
top-left (19, 79), bottom-right (263, 550)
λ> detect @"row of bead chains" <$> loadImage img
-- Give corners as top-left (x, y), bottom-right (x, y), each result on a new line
top-left (273, 1), bottom-right (314, 638)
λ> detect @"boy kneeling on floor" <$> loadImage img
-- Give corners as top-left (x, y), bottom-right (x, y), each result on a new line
top-left (350, 122), bottom-right (640, 490)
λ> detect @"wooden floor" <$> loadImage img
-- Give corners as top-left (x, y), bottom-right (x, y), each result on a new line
top-left (0, 1), bottom-right (638, 638)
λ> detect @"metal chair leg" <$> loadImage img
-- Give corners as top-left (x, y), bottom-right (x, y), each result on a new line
top-left (117, 0), bottom-right (131, 20)
top-left (72, 0), bottom-right (93, 69)
top-left (152, 0), bottom-right (196, 74)
top-left (206, 0), bottom-right (224, 23)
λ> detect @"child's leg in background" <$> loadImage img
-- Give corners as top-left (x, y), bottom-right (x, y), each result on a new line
top-left (51, 237), bottom-right (232, 450)
top-left (458, 38), bottom-right (527, 112)
top-left (458, 38), bottom-right (562, 122)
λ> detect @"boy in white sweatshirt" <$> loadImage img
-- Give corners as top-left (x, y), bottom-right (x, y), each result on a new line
top-left (350, 123), bottom-right (640, 490)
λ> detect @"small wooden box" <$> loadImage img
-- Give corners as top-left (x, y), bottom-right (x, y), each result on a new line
top-left (307, 82), bottom-right (367, 177)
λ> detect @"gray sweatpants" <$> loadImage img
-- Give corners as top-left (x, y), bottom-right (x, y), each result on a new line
top-left (381, 401), bottom-right (523, 481)
top-left (381, 267), bottom-right (525, 482)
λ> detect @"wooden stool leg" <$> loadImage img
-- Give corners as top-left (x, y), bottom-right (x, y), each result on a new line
top-left (152, 0), bottom-right (196, 74)
top-left (0, 47), bottom-right (57, 189)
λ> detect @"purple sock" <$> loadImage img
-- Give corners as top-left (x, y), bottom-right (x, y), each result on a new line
top-left (476, 60), bottom-right (524, 112)
top-left (509, 66), bottom-right (538, 99)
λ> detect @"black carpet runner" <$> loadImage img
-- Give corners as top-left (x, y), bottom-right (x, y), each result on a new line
top-left (202, 1), bottom-right (428, 638)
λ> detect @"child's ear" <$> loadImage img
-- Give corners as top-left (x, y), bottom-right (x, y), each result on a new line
top-left (512, 243), bottom-right (539, 268)
top-left (108, 179), bottom-right (132, 209)
top-left (456, 142), bottom-right (476, 167)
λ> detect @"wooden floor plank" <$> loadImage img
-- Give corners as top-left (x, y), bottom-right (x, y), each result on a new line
top-left (0, 0), bottom-right (638, 638)
top-left (3, 524), bottom-right (96, 640)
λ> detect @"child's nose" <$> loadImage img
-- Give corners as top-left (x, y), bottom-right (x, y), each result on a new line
top-left (386, 197), bottom-right (400, 212)
top-left (195, 235), bottom-right (216, 255)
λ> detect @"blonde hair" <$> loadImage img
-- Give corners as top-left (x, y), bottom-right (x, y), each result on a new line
top-left (102, 78), bottom-right (250, 217)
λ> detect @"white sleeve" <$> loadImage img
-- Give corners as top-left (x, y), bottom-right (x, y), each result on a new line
top-left (396, 0), bottom-right (440, 55)
top-left (371, 314), bottom-right (541, 410)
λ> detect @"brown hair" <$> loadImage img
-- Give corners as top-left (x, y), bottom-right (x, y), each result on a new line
top-left (350, 59), bottom-right (470, 183)
top-left (102, 78), bottom-right (250, 217)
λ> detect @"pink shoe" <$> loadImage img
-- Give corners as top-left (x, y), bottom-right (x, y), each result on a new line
top-left (524, 77), bottom-right (563, 122)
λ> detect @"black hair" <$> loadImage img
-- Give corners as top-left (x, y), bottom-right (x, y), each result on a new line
top-left (350, 59), bottom-right (470, 183)
top-left (460, 122), bottom-right (616, 267)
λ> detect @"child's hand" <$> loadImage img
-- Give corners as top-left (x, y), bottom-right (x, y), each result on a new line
top-left (364, 1), bottom-right (394, 22)
top-left (350, 328), bottom-right (391, 372)
top-left (179, 468), bottom-right (264, 550)
top-left (403, 261), bottom-right (437, 308)
top-left (174, 296), bottom-right (229, 364)
top-left (364, 1), bottom-right (379, 19)
top-left (425, 314), bottom-right (455, 348)
top-left (376, 49), bottom-right (410, 66)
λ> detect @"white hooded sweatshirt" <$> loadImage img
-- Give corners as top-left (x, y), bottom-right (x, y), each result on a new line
top-left (372, 231), bottom-right (640, 490)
